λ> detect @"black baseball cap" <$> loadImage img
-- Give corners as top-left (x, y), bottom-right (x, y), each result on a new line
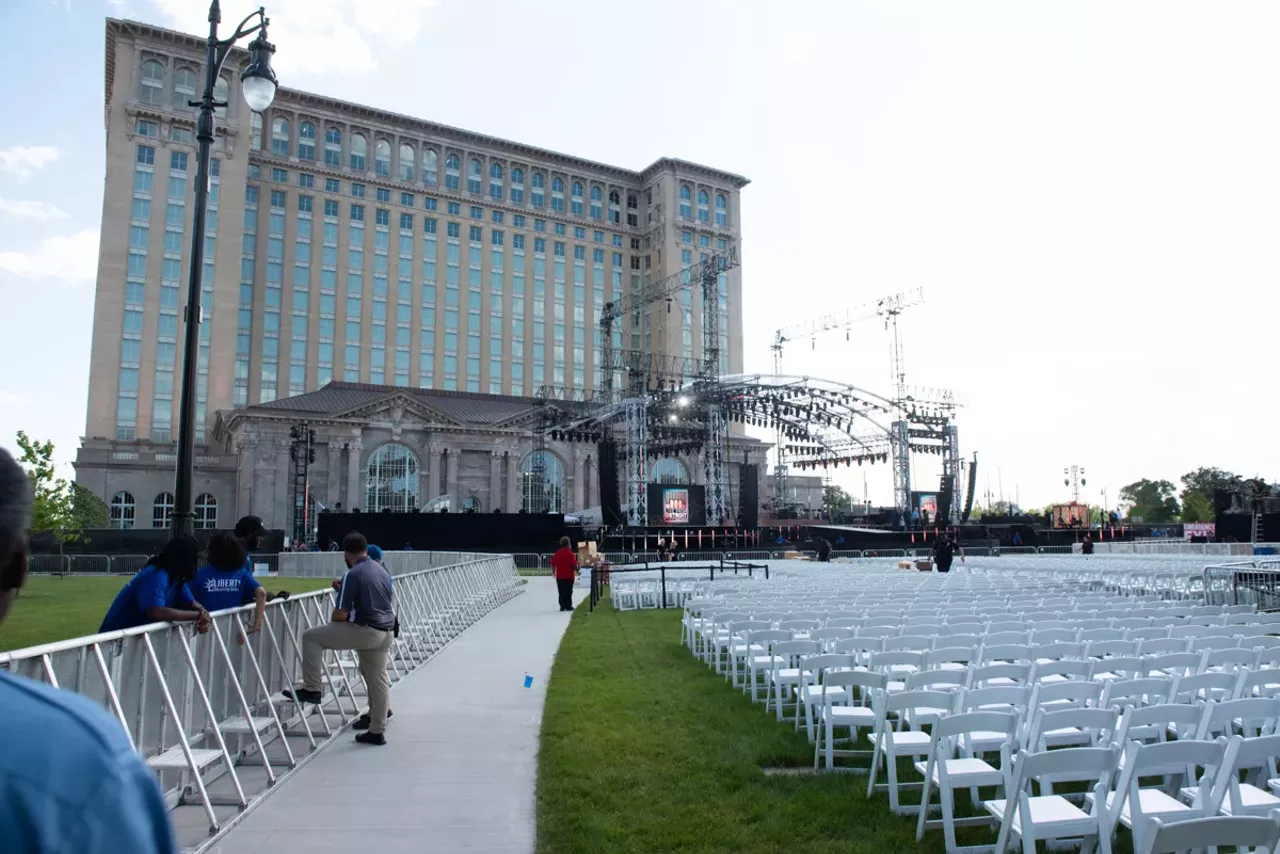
top-left (234, 515), bottom-right (267, 537)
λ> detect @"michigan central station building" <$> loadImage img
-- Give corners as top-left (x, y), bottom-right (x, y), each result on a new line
top-left (74, 18), bottom-right (768, 537)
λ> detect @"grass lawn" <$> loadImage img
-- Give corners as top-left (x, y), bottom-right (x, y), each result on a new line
top-left (0, 575), bottom-right (336, 653)
top-left (536, 599), bottom-right (1135, 854)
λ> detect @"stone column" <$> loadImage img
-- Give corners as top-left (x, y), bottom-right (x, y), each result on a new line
top-left (572, 451), bottom-right (584, 512)
top-left (489, 450), bottom-right (502, 511)
top-left (236, 435), bottom-right (255, 520)
top-left (506, 451), bottom-right (519, 511)
top-left (445, 449), bottom-right (459, 500)
top-left (327, 442), bottom-right (342, 508)
top-left (347, 437), bottom-right (363, 510)
top-left (426, 448), bottom-right (441, 500)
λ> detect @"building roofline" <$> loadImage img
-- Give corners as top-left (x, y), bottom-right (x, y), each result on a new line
top-left (105, 18), bottom-right (750, 189)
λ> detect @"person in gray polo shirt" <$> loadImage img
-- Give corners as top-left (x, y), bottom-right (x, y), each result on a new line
top-left (282, 531), bottom-right (395, 745)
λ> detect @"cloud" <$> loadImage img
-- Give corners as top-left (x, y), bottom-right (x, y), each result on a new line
top-left (0, 146), bottom-right (61, 181)
top-left (145, 0), bottom-right (441, 75)
top-left (0, 199), bottom-right (68, 222)
top-left (0, 229), bottom-right (99, 287)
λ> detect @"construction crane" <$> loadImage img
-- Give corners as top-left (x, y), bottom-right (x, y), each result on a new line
top-left (770, 287), bottom-right (926, 512)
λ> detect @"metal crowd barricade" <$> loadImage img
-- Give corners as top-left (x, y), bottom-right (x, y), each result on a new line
top-left (724, 550), bottom-right (774, 561)
top-left (28, 554), bottom-right (70, 574)
top-left (1038, 545), bottom-right (1075, 555)
top-left (1203, 561), bottom-right (1280, 609)
top-left (107, 553), bottom-right (150, 575)
top-left (0, 554), bottom-right (522, 851)
top-left (601, 551), bottom-right (632, 565)
top-left (511, 553), bottom-right (546, 574)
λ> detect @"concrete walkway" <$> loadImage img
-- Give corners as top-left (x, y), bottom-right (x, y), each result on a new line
top-left (207, 577), bottom-right (572, 854)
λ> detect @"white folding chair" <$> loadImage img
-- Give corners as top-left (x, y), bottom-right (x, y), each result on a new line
top-left (1181, 734), bottom-right (1280, 819)
top-left (985, 745), bottom-right (1117, 854)
top-left (1194, 697), bottom-right (1280, 740)
top-left (1028, 705), bottom-right (1119, 752)
top-left (1100, 676), bottom-right (1174, 711)
top-left (796, 653), bottom-right (855, 740)
top-left (1114, 702), bottom-right (1207, 746)
top-left (866, 688), bottom-right (956, 813)
top-left (915, 710), bottom-right (1018, 854)
top-left (1138, 813), bottom-right (1280, 854)
top-left (766, 640), bottom-right (821, 720)
top-left (966, 662), bottom-right (1030, 688)
top-left (815, 669), bottom-right (885, 771)
top-left (1092, 736), bottom-right (1237, 853)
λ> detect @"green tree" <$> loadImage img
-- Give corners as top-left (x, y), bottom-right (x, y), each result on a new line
top-left (823, 484), bottom-right (852, 513)
top-left (1181, 490), bottom-right (1213, 523)
top-left (14, 431), bottom-right (95, 544)
top-left (1119, 478), bottom-right (1181, 523)
top-left (1180, 467), bottom-right (1243, 504)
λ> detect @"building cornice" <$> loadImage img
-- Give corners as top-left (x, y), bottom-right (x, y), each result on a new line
top-left (105, 18), bottom-right (749, 189)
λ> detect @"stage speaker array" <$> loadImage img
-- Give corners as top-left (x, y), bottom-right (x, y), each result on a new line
top-left (598, 441), bottom-right (622, 525)
top-left (937, 475), bottom-right (955, 523)
top-left (740, 464), bottom-right (759, 528)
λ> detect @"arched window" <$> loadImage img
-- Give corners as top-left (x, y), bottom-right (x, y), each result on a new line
top-left (608, 190), bottom-right (621, 224)
top-left (510, 167), bottom-right (525, 203)
top-left (715, 193), bottom-right (728, 227)
top-left (298, 121), bottom-right (316, 161)
top-left (270, 116), bottom-right (290, 156)
top-left (649, 458), bottom-right (689, 485)
top-left (570, 182), bottom-right (584, 216)
top-left (467, 158), bottom-right (483, 194)
top-left (444, 153), bottom-right (460, 189)
top-left (324, 127), bottom-right (342, 166)
top-left (422, 148), bottom-right (438, 185)
top-left (110, 491), bottom-right (136, 529)
top-left (194, 493), bottom-right (218, 529)
top-left (399, 143), bottom-right (415, 182)
top-left (551, 177), bottom-right (565, 212)
top-left (249, 112), bottom-right (263, 150)
top-left (374, 139), bottom-right (391, 177)
top-left (172, 66), bottom-right (196, 110)
top-left (531, 172), bottom-right (545, 207)
top-left (589, 186), bottom-right (602, 220)
top-left (679, 185), bottom-right (692, 220)
top-left (152, 492), bottom-right (174, 528)
top-left (139, 59), bottom-right (164, 104)
top-left (350, 133), bottom-right (367, 171)
top-left (489, 161), bottom-right (504, 200)
top-left (462, 496), bottom-right (481, 513)
top-left (520, 451), bottom-right (564, 514)
top-left (365, 443), bottom-right (420, 512)
top-left (213, 75), bottom-right (229, 118)
top-left (697, 189), bottom-right (710, 223)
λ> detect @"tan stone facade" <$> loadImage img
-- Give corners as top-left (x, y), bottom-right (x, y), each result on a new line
top-left (77, 19), bottom-right (748, 528)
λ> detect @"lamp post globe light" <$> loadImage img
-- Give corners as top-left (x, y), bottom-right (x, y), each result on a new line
top-left (170, 1), bottom-right (277, 536)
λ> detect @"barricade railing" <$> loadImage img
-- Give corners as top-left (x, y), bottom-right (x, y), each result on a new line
top-left (0, 554), bottom-right (522, 852)
top-left (1203, 561), bottom-right (1280, 609)
top-left (511, 553), bottom-right (545, 573)
top-left (1037, 545), bottom-right (1076, 555)
top-left (589, 560), bottom-right (770, 612)
top-left (995, 546), bottom-right (1039, 555)
top-left (107, 553), bottom-right (152, 575)
top-left (28, 554), bottom-right (70, 574)
top-left (725, 550), bottom-right (774, 561)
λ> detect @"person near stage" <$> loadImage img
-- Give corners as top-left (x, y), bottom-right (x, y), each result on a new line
top-left (551, 536), bottom-right (578, 612)
top-left (1081, 532), bottom-right (1095, 555)
top-left (817, 537), bottom-right (832, 562)
top-left (192, 531), bottom-right (265, 641)
top-left (0, 448), bottom-right (179, 854)
top-left (283, 532), bottom-right (395, 745)
top-left (932, 534), bottom-right (963, 573)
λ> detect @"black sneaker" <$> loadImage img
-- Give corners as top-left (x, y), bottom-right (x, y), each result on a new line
top-left (352, 710), bottom-right (393, 730)
top-left (281, 687), bottom-right (323, 705)
top-left (355, 731), bottom-right (386, 746)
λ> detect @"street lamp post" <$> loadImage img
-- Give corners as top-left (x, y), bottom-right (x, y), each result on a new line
top-left (171, 1), bottom-right (278, 536)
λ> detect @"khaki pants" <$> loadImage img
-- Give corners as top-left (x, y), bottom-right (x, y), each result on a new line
top-left (301, 621), bottom-right (394, 734)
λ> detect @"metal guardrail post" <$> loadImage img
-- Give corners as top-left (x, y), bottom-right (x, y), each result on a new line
top-left (660, 567), bottom-right (667, 609)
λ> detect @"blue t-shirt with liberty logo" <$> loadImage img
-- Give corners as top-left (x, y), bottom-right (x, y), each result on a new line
top-left (192, 565), bottom-right (262, 613)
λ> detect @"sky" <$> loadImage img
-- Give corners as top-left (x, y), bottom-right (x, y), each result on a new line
top-left (0, 0), bottom-right (1276, 512)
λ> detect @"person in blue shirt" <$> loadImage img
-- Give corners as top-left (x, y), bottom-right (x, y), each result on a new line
top-left (98, 536), bottom-right (210, 634)
top-left (192, 531), bottom-right (266, 641)
top-left (0, 448), bottom-right (178, 853)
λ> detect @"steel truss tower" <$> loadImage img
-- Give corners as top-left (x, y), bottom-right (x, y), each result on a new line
top-left (624, 397), bottom-right (649, 525)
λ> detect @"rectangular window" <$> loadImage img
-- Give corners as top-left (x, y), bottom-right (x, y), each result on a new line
top-left (351, 183), bottom-right (366, 197)
top-left (325, 177), bottom-right (340, 193)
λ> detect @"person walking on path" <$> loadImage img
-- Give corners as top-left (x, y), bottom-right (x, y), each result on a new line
top-left (282, 531), bottom-right (395, 745)
top-left (932, 534), bottom-right (963, 573)
top-left (0, 448), bottom-right (179, 853)
top-left (551, 536), bottom-right (578, 612)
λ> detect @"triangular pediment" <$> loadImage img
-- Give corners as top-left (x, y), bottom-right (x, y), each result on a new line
top-left (331, 392), bottom-right (461, 427)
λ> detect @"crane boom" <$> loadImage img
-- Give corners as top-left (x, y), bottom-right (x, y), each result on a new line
top-left (771, 287), bottom-right (923, 365)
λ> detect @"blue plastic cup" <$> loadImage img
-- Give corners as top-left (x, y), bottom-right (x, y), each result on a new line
top-left (523, 673), bottom-right (534, 688)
